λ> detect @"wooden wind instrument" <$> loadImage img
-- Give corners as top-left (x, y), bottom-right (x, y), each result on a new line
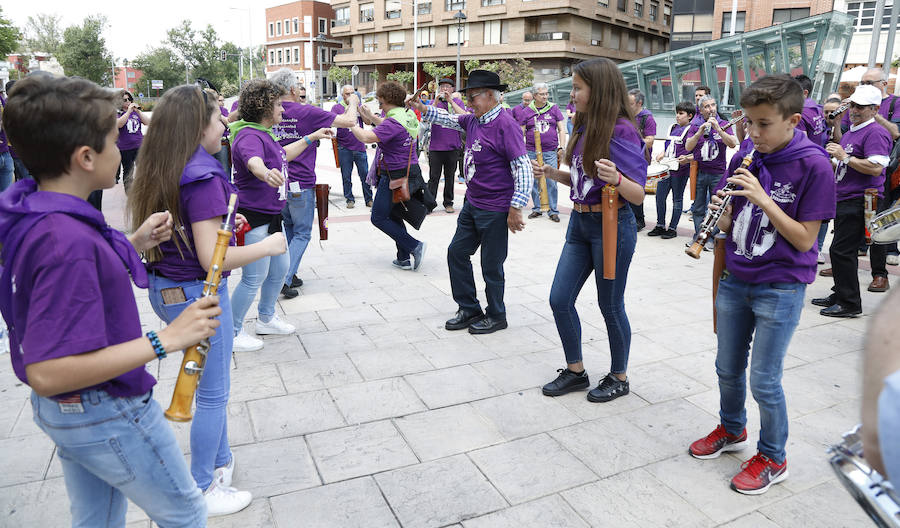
top-left (601, 184), bottom-right (618, 280)
top-left (331, 137), bottom-right (340, 168)
top-left (315, 183), bottom-right (330, 240)
top-left (165, 194), bottom-right (237, 422)
top-left (533, 116), bottom-right (550, 212)
top-left (686, 149), bottom-right (756, 259)
top-left (711, 233), bottom-right (727, 334)
top-left (689, 160), bottom-right (698, 201)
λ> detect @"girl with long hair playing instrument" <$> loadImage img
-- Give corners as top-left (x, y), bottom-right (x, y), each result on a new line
top-left (129, 85), bottom-right (289, 517)
top-left (534, 57), bottom-right (648, 404)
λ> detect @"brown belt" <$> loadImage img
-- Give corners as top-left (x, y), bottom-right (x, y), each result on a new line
top-left (572, 202), bottom-right (602, 213)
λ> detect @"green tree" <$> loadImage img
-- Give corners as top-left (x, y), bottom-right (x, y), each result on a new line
top-left (423, 62), bottom-right (455, 83)
top-left (327, 66), bottom-right (352, 88)
top-left (477, 58), bottom-right (533, 90)
top-left (465, 59), bottom-right (481, 72)
top-left (132, 46), bottom-right (184, 95)
top-left (0, 7), bottom-right (21, 58)
top-left (386, 70), bottom-right (414, 88)
top-left (23, 13), bottom-right (61, 55)
top-left (58, 15), bottom-right (114, 86)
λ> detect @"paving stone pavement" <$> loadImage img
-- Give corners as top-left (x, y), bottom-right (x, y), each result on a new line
top-left (1, 141), bottom-right (895, 527)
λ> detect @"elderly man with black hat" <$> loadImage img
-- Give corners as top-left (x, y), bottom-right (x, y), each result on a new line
top-left (410, 70), bottom-right (533, 334)
top-left (427, 78), bottom-right (468, 213)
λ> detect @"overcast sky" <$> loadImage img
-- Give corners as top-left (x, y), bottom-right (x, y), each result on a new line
top-left (4, 1), bottom-right (290, 62)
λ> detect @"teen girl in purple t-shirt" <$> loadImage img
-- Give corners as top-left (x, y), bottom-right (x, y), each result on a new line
top-left (533, 58), bottom-right (648, 404)
top-left (116, 90), bottom-right (149, 192)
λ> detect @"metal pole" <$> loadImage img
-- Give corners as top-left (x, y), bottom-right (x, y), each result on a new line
top-left (883, 0), bottom-right (899, 92)
top-left (413, 0), bottom-right (418, 88)
top-left (111, 58), bottom-right (116, 89)
top-left (869, 0), bottom-right (886, 68)
top-left (456, 19), bottom-right (461, 91)
top-left (247, 8), bottom-right (253, 79)
top-left (722, 0), bottom-right (737, 107)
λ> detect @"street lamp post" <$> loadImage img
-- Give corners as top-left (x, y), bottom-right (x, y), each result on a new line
top-left (453, 11), bottom-right (467, 91)
top-left (413, 0), bottom-right (418, 88)
top-left (229, 7), bottom-right (253, 80)
top-left (317, 34), bottom-right (327, 102)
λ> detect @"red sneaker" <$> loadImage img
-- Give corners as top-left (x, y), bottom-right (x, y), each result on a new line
top-left (730, 452), bottom-right (788, 495)
top-left (689, 424), bottom-right (748, 459)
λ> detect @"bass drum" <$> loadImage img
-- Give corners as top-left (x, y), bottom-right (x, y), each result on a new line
top-left (871, 202), bottom-right (900, 244)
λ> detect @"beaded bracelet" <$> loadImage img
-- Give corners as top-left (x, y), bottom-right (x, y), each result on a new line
top-left (146, 330), bottom-right (166, 360)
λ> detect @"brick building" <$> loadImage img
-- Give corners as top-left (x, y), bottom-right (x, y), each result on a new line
top-left (329, 0), bottom-right (673, 90)
top-left (115, 66), bottom-right (144, 93)
top-left (265, 0), bottom-right (340, 99)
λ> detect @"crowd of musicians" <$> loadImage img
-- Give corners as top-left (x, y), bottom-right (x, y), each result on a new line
top-left (0, 59), bottom-right (898, 526)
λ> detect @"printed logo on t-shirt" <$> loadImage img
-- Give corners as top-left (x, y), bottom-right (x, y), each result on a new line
top-left (700, 137), bottom-right (720, 162)
top-left (571, 153), bottom-right (593, 201)
top-left (835, 144), bottom-right (854, 182)
top-left (126, 115), bottom-right (141, 134)
top-left (463, 138), bottom-right (484, 183)
top-left (536, 118), bottom-right (551, 135)
top-left (732, 202), bottom-right (777, 260)
top-left (770, 182), bottom-right (797, 204)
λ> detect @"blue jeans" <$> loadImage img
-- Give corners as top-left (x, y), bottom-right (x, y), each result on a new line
top-left (31, 389), bottom-right (206, 527)
top-left (550, 206), bottom-right (637, 373)
top-left (448, 200), bottom-right (510, 318)
top-left (566, 120), bottom-right (574, 135)
top-left (372, 173), bottom-right (421, 261)
top-left (339, 147), bottom-right (372, 204)
top-left (692, 171), bottom-right (723, 236)
top-left (0, 151), bottom-right (13, 191)
top-left (149, 275), bottom-right (234, 491)
top-left (527, 150), bottom-right (559, 215)
top-left (231, 224), bottom-right (289, 331)
top-left (282, 190), bottom-right (315, 286)
top-left (655, 172), bottom-right (688, 230)
top-left (816, 219), bottom-right (829, 253)
top-left (12, 156), bottom-right (31, 181)
top-left (714, 274), bottom-right (805, 464)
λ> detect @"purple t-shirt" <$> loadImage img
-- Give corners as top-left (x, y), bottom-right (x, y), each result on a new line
top-left (231, 127), bottom-right (287, 214)
top-left (373, 117), bottom-right (418, 171)
top-left (663, 123), bottom-right (691, 178)
top-left (566, 102), bottom-right (576, 114)
top-left (635, 109), bottom-right (658, 138)
top-left (428, 98), bottom-right (464, 151)
top-left (273, 101), bottom-right (335, 189)
top-left (798, 99), bottom-right (828, 147)
top-left (8, 212), bottom-right (156, 397)
top-left (520, 104), bottom-right (565, 151)
top-left (688, 117), bottom-right (730, 173)
top-left (841, 94), bottom-right (900, 130)
top-left (0, 93), bottom-right (8, 154)
top-left (570, 119), bottom-right (646, 205)
top-left (511, 104), bottom-right (531, 124)
top-left (116, 110), bottom-right (144, 151)
top-left (220, 107), bottom-right (230, 139)
top-left (835, 120), bottom-right (892, 201)
top-left (458, 109), bottom-right (527, 212)
top-left (230, 100), bottom-right (240, 114)
top-left (150, 148), bottom-right (237, 281)
top-left (331, 103), bottom-right (366, 151)
top-left (719, 134), bottom-right (836, 284)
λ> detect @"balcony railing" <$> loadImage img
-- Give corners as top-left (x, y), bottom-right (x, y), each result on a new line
top-left (334, 48), bottom-right (354, 54)
top-left (418, 3), bottom-right (432, 14)
top-left (386, 9), bottom-right (401, 19)
top-left (524, 31), bottom-right (570, 42)
top-left (332, 19), bottom-right (350, 27)
top-left (481, 0), bottom-right (504, 5)
top-left (360, 11), bottom-right (375, 22)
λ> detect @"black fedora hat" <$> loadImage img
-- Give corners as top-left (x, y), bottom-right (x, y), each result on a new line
top-left (461, 70), bottom-right (507, 92)
top-left (438, 77), bottom-right (455, 86)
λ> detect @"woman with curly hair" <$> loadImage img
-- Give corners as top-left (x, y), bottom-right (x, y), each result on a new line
top-left (228, 79), bottom-right (332, 351)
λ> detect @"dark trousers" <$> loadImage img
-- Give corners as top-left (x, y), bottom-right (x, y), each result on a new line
top-left (448, 201), bottom-right (509, 318)
top-left (117, 148), bottom-right (139, 192)
top-left (427, 150), bottom-right (459, 207)
top-left (372, 171), bottom-right (421, 261)
top-left (831, 197), bottom-right (877, 311)
top-left (456, 148), bottom-right (464, 181)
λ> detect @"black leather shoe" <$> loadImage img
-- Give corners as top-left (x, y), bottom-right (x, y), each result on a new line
top-left (290, 275), bottom-right (303, 288)
top-left (820, 304), bottom-right (862, 318)
top-left (587, 373), bottom-right (629, 402)
top-left (445, 309), bottom-right (485, 330)
top-left (528, 211), bottom-right (542, 219)
top-left (811, 295), bottom-right (835, 307)
top-left (280, 285), bottom-right (299, 299)
top-left (647, 226), bottom-right (666, 236)
top-left (468, 315), bottom-right (508, 334)
top-left (542, 368), bottom-right (590, 396)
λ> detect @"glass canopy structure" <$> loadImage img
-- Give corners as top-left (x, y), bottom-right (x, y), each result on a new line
top-left (504, 10), bottom-right (855, 113)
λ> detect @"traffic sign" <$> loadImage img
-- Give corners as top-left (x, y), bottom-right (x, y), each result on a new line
top-left (151, 80), bottom-right (163, 90)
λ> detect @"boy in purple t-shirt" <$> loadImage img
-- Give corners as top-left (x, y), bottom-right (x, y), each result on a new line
top-left (650, 101), bottom-right (695, 238)
top-left (688, 75), bottom-right (836, 496)
top-left (0, 75), bottom-right (221, 525)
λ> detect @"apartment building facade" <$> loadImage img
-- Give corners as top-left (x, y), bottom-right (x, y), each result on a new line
top-left (264, 1), bottom-right (341, 98)
top-left (670, 0), bottom-right (834, 50)
top-left (329, 0), bottom-right (673, 89)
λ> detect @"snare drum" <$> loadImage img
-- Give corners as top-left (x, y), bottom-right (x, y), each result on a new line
top-left (646, 163), bottom-right (669, 195)
top-left (660, 157), bottom-right (681, 172)
top-left (871, 202), bottom-right (900, 245)
top-left (828, 424), bottom-right (900, 527)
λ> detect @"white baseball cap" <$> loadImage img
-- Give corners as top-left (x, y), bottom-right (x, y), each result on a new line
top-left (849, 84), bottom-right (883, 106)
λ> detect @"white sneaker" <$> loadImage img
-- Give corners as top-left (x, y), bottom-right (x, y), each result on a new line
top-left (214, 455), bottom-right (235, 488)
top-left (204, 478), bottom-right (252, 517)
top-left (817, 251), bottom-right (826, 264)
top-left (255, 315), bottom-right (295, 335)
top-left (233, 330), bottom-right (263, 352)
top-left (888, 254), bottom-right (899, 266)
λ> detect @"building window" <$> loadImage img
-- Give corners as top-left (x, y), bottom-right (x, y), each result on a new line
top-left (293, 47), bottom-right (300, 63)
top-left (363, 34), bottom-right (377, 52)
top-left (127, 71), bottom-right (135, 78)
top-left (277, 49), bottom-right (283, 64)
top-left (285, 47), bottom-right (291, 65)
top-left (649, 2), bottom-right (658, 21)
top-left (598, 0), bottom-right (609, 7)
top-left (483, 20), bottom-right (508, 44)
top-left (482, 0), bottom-right (504, 6)
top-left (772, 7), bottom-right (810, 24)
top-left (447, 24), bottom-right (469, 45)
top-left (319, 47), bottom-right (330, 64)
top-left (591, 22), bottom-right (603, 45)
top-left (319, 17), bottom-right (327, 35)
top-left (293, 18), bottom-right (299, 34)
top-left (633, 0), bottom-right (643, 17)
top-left (664, 5), bottom-right (671, 25)
top-left (386, 0), bottom-right (402, 19)
top-left (418, 2), bottom-right (432, 14)
top-left (848, 1), bottom-right (895, 32)
top-left (334, 7), bottom-right (350, 26)
top-left (641, 36), bottom-right (650, 54)
top-left (269, 50), bottom-right (275, 64)
top-left (417, 27), bottom-right (436, 47)
top-left (276, 21), bottom-right (282, 36)
top-left (388, 30), bottom-right (405, 50)
top-left (282, 19), bottom-right (289, 35)
top-left (672, 13), bottom-right (713, 41)
top-left (446, 0), bottom-right (466, 11)
top-left (626, 32), bottom-right (637, 51)
top-left (360, 3), bottom-right (375, 22)
top-left (720, 11), bottom-right (745, 34)
top-left (269, 22), bottom-right (275, 37)
top-left (608, 26), bottom-right (620, 48)
top-left (617, 0), bottom-right (627, 12)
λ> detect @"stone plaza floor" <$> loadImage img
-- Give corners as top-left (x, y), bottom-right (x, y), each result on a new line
top-left (1, 141), bottom-right (896, 527)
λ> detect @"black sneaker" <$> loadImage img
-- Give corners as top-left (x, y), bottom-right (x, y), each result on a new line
top-left (647, 226), bottom-right (666, 236)
top-left (290, 275), bottom-right (303, 288)
top-left (542, 368), bottom-right (590, 396)
top-left (587, 373), bottom-right (629, 402)
top-left (661, 229), bottom-right (677, 239)
top-left (280, 284), bottom-right (299, 299)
